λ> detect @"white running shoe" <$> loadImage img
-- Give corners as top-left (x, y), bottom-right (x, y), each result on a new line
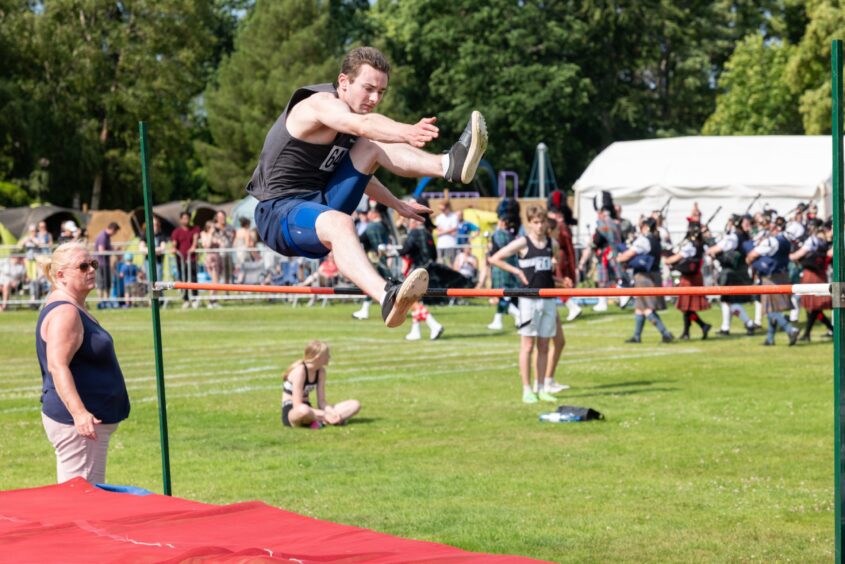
top-left (487, 314), bottom-right (503, 330)
top-left (429, 323), bottom-right (444, 340)
top-left (545, 381), bottom-right (571, 394)
top-left (445, 111), bottom-right (488, 184)
top-left (352, 309), bottom-right (369, 320)
top-left (566, 301), bottom-right (582, 322)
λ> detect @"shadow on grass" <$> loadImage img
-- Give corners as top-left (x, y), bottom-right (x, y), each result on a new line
top-left (584, 379), bottom-right (675, 389)
top-left (345, 417), bottom-right (378, 425)
top-left (564, 386), bottom-right (680, 398)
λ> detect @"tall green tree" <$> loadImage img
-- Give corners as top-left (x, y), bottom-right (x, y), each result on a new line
top-left (198, 0), bottom-right (345, 200)
top-left (702, 34), bottom-right (802, 135)
top-left (16, 1), bottom-right (219, 209)
top-left (785, 0), bottom-right (845, 134)
top-left (372, 0), bottom-right (591, 191)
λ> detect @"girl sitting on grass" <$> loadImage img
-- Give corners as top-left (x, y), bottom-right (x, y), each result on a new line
top-left (281, 340), bottom-right (360, 428)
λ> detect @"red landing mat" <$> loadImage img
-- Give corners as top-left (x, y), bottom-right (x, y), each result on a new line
top-left (0, 479), bottom-right (545, 563)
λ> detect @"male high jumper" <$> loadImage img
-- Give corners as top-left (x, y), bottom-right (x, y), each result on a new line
top-left (247, 46), bottom-right (487, 327)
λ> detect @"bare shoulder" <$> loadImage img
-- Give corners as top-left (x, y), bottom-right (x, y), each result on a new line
top-left (42, 302), bottom-right (82, 339)
top-left (286, 363), bottom-right (305, 383)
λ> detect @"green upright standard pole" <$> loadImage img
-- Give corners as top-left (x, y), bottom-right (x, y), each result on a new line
top-left (139, 122), bottom-right (172, 496)
top-left (832, 39), bottom-right (844, 564)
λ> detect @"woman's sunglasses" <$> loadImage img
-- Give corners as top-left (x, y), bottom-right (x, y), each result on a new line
top-left (76, 259), bottom-right (99, 272)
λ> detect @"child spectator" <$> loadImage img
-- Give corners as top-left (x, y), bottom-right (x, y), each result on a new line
top-left (116, 253), bottom-right (142, 307)
top-left (488, 205), bottom-right (559, 404)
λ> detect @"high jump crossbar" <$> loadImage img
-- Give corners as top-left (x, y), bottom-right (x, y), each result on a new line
top-left (155, 281), bottom-right (832, 299)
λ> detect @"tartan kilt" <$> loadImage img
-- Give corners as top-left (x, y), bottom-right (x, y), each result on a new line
top-left (491, 266), bottom-right (519, 289)
top-left (676, 271), bottom-right (711, 312)
top-left (633, 272), bottom-right (666, 311)
top-left (800, 268), bottom-right (832, 311)
top-left (761, 271), bottom-right (792, 313)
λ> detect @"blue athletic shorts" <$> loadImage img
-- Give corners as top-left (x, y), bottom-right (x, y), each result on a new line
top-left (254, 154), bottom-right (372, 259)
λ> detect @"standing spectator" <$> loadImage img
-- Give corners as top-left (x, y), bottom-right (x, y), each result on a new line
top-left (665, 222), bottom-right (712, 339)
top-left (434, 200), bottom-right (459, 265)
top-left (93, 222), bottom-right (120, 309)
top-left (351, 203), bottom-right (391, 320)
top-left (35, 242), bottom-right (131, 483)
top-left (547, 205), bottom-right (581, 321)
top-left (200, 220), bottom-right (224, 308)
top-left (452, 244), bottom-right (478, 285)
top-left (0, 255), bottom-right (27, 311)
top-left (36, 221), bottom-right (54, 252)
top-left (214, 210), bottom-right (236, 284)
top-left (57, 221), bottom-right (80, 245)
top-left (617, 218), bottom-right (674, 344)
top-left (116, 253), bottom-right (142, 307)
top-left (233, 217), bottom-right (255, 276)
top-left (486, 200), bottom-right (522, 330)
top-left (455, 209), bottom-right (480, 247)
top-left (138, 217), bottom-right (168, 281)
top-left (746, 217), bottom-right (799, 346)
top-left (19, 224), bottom-right (41, 282)
top-left (488, 205), bottom-right (558, 404)
top-left (171, 211), bottom-right (200, 308)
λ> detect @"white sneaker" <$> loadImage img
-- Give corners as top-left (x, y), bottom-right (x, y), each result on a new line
top-left (191, 300), bottom-right (200, 309)
top-left (181, 301), bottom-right (191, 309)
top-left (545, 381), bottom-right (570, 394)
top-left (429, 323), bottom-right (444, 340)
top-left (619, 296), bottom-right (632, 309)
top-left (487, 318), bottom-right (503, 330)
top-left (352, 309), bottom-right (369, 320)
top-left (405, 324), bottom-right (421, 341)
top-left (593, 302), bottom-right (608, 312)
top-left (566, 302), bottom-right (582, 322)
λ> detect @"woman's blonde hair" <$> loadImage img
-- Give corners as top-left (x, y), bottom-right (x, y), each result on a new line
top-left (283, 340), bottom-right (329, 379)
top-left (36, 241), bottom-right (88, 287)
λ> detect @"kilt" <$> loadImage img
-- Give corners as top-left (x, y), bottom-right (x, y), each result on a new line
top-left (633, 272), bottom-right (665, 311)
top-left (761, 271), bottom-right (792, 313)
top-left (491, 265), bottom-right (519, 289)
top-left (718, 267), bottom-right (753, 304)
top-left (676, 271), bottom-right (710, 312)
top-left (799, 268), bottom-right (832, 311)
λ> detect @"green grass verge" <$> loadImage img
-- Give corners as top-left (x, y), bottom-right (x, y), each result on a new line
top-left (0, 301), bottom-right (834, 562)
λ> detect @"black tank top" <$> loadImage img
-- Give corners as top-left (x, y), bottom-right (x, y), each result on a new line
top-left (518, 236), bottom-right (555, 289)
top-left (283, 362), bottom-right (319, 401)
top-left (246, 84), bottom-right (357, 201)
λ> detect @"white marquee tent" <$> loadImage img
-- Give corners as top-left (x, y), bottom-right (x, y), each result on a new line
top-left (572, 136), bottom-right (833, 244)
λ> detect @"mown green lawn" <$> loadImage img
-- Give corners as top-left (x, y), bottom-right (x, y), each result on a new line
top-left (0, 301), bottom-right (834, 562)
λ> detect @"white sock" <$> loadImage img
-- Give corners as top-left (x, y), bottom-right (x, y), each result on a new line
top-left (732, 304), bottom-right (751, 324)
top-left (359, 300), bottom-right (371, 314)
top-left (754, 302), bottom-right (762, 325)
top-left (425, 315), bottom-right (441, 329)
top-left (523, 385), bottom-right (533, 394)
top-left (441, 154), bottom-right (449, 176)
top-left (720, 303), bottom-right (731, 331)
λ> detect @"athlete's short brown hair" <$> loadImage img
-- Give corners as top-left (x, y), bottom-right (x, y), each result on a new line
top-left (340, 46), bottom-right (391, 82)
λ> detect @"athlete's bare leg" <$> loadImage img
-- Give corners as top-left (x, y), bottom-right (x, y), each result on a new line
top-left (349, 137), bottom-right (442, 177)
top-left (314, 211), bottom-right (387, 303)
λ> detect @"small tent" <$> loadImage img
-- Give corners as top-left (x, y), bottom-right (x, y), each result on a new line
top-left (572, 136), bottom-right (833, 244)
top-left (0, 204), bottom-right (87, 242)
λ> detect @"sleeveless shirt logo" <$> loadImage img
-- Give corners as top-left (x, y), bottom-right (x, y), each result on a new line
top-left (518, 256), bottom-right (552, 271)
top-left (319, 145), bottom-right (349, 172)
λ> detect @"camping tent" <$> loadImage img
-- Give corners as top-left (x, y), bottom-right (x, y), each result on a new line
top-left (0, 204), bottom-right (87, 241)
top-left (572, 136), bottom-right (833, 245)
top-left (130, 200), bottom-right (222, 237)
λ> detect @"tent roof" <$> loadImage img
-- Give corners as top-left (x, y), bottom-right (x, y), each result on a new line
top-left (573, 135), bottom-right (832, 200)
top-left (0, 205), bottom-right (87, 240)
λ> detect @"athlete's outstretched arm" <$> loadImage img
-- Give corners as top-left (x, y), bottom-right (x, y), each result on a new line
top-left (307, 95), bottom-right (439, 147)
top-left (364, 177), bottom-right (432, 222)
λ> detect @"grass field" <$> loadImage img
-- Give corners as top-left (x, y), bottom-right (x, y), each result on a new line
top-left (0, 300), bottom-right (834, 562)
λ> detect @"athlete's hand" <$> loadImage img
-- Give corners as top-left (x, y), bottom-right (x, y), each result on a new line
top-left (73, 410), bottom-right (101, 440)
top-left (517, 271), bottom-right (529, 286)
top-left (405, 117), bottom-right (439, 147)
top-left (394, 200), bottom-right (433, 223)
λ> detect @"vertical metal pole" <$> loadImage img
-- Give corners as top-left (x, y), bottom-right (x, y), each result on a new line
top-left (139, 122), bottom-right (172, 496)
top-left (832, 39), bottom-right (844, 564)
top-left (537, 142), bottom-right (547, 200)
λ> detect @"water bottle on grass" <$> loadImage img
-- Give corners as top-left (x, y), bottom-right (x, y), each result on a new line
top-left (539, 412), bottom-right (578, 423)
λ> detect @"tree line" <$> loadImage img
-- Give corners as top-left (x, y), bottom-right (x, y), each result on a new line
top-left (0, 0), bottom-right (842, 211)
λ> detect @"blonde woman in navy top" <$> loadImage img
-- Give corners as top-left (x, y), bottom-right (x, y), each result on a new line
top-left (35, 242), bottom-right (130, 483)
top-left (282, 340), bottom-right (360, 428)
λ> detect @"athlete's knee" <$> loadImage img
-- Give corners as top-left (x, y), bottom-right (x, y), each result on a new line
top-left (316, 210), bottom-right (355, 237)
top-left (349, 138), bottom-right (379, 173)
